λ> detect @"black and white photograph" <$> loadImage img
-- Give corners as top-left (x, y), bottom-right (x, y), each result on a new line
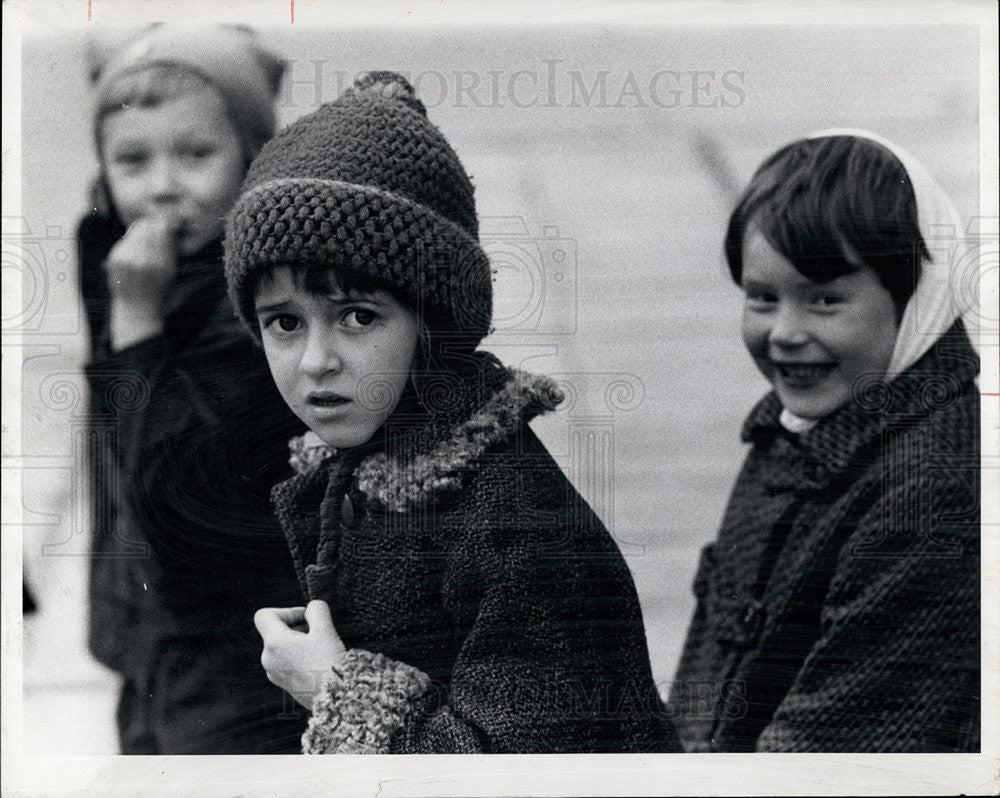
top-left (3, 1), bottom-right (997, 795)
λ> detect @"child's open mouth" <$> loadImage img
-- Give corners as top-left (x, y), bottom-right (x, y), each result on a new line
top-left (307, 393), bottom-right (351, 408)
top-left (774, 362), bottom-right (835, 387)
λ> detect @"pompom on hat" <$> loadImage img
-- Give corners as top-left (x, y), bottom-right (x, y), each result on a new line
top-left (225, 71), bottom-right (493, 351)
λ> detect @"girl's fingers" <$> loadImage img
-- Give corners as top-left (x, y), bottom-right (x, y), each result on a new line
top-left (119, 216), bottom-right (178, 258)
top-left (253, 607), bottom-right (281, 636)
top-left (147, 213), bottom-right (184, 245)
top-left (273, 606), bottom-right (307, 625)
top-left (303, 599), bottom-right (334, 633)
top-left (253, 606), bottom-right (306, 636)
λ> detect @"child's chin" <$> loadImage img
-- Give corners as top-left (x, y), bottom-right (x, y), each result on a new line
top-left (777, 390), bottom-right (844, 421)
top-left (311, 427), bottom-right (375, 450)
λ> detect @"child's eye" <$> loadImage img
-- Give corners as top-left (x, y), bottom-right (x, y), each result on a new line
top-left (263, 314), bottom-right (301, 333)
top-left (343, 308), bottom-right (378, 328)
top-left (180, 144), bottom-right (215, 160)
top-left (745, 290), bottom-right (777, 307)
top-left (811, 293), bottom-right (842, 307)
top-left (111, 151), bottom-right (147, 169)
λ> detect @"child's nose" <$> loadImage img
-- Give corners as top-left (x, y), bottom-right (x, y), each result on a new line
top-left (299, 329), bottom-right (342, 377)
top-left (768, 304), bottom-right (809, 348)
top-left (147, 157), bottom-right (181, 203)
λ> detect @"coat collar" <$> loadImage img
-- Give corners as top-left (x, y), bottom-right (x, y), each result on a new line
top-left (281, 353), bottom-right (564, 514)
top-left (741, 320), bottom-right (979, 487)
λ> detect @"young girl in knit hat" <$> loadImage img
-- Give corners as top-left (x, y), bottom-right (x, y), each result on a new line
top-left (666, 131), bottom-right (981, 752)
top-left (229, 72), bottom-right (680, 753)
top-left (79, 25), bottom-right (306, 753)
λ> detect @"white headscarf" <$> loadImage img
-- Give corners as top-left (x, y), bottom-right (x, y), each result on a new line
top-left (777, 128), bottom-right (978, 433)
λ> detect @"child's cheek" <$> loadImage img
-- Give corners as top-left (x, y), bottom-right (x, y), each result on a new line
top-left (742, 313), bottom-right (773, 381)
top-left (262, 340), bottom-right (300, 412)
top-left (741, 310), bottom-right (764, 351)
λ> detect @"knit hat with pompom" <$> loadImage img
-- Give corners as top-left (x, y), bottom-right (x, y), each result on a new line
top-left (225, 71), bottom-right (492, 350)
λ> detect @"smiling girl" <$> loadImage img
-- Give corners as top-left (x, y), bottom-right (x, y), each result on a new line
top-left (666, 132), bottom-right (981, 752)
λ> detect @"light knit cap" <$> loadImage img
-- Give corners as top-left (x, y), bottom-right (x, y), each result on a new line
top-left (779, 129), bottom-right (977, 433)
top-left (225, 71), bottom-right (492, 349)
top-left (93, 24), bottom-right (284, 162)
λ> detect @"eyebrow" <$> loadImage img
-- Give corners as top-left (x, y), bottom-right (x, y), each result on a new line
top-left (332, 292), bottom-right (387, 306)
top-left (254, 293), bottom-right (388, 315)
top-left (104, 140), bottom-right (146, 152)
top-left (254, 300), bottom-right (291, 315)
top-left (740, 278), bottom-right (778, 290)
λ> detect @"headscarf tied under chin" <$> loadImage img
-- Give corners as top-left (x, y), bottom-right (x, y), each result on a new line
top-left (779, 128), bottom-right (979, 434)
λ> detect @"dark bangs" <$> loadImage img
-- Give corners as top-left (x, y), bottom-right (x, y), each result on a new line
top-left (254, 262), bottom-right (401, 306)
top-left (725, 136), bottom-right (928, 313)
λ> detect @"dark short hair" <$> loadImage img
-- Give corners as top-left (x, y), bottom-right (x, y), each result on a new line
top-left (253, 261), bottom-right (394, 307)
top-left (724, 135), bottom-right (929, 314)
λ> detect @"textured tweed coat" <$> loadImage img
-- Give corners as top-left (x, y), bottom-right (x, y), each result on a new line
top-left (666, 321), bottom-right (980, 752)
top-left (272, 353), bottom-right (680, 754)
top-left (79, 210), bottom-right (306, 752)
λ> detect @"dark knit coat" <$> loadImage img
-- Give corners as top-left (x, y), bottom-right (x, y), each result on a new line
top-left (79, 210), bottom-right (306, 752)
top-left (271, 353), bottom-right (680, 754)
top-left (666, 321), bottom-right (980, 752)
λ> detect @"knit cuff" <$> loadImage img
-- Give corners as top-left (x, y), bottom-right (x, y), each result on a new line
top-left (302, 649), bottom-right (433, 754)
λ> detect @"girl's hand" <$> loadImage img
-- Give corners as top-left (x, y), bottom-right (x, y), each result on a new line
top-left (107, 215), bottom-right (179, 348)
top-left (254, 600), bottom-right (347, 709)
top-left (107, 215), bottom-right (180, 308)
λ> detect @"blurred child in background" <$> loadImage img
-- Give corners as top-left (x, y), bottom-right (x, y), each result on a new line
top-left (78, 25), bottom-right (306, 753)
top-left (667, 131), bottom-right (980, 752)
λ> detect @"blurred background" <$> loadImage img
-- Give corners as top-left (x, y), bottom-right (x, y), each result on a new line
top-left (13, 23), bottom-right (978, 753)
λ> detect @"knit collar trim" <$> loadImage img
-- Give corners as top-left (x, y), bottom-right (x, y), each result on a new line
top-left (741, 319), bottom-right (979, 478)
top-left (282, 358), bottom-right (564, 513)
